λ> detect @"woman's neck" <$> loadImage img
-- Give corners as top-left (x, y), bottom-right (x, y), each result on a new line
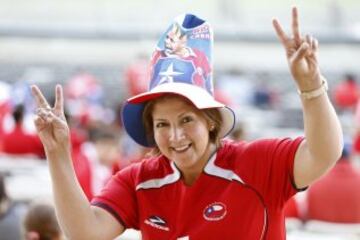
top-left (181, 143), bottom-right (217, 186)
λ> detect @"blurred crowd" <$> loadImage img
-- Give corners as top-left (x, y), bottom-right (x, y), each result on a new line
top-left (1, 58), bottom-right (360, 239)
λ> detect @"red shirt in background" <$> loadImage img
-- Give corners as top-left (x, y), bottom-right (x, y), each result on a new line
top-left (69, 128), bottom-right (93, 200)
top-left (333, 79), bottom-right (359, 110)
top-left (125, 58), bottom-right (149, 96)
top-left (72, 148), bottom-right (93, 200)
top-left (307, 160), bottom-right (360, 223)
top-left (284, 197), bottom-right (300, 219)
top-left (1, 124), bottom-right (45, 158)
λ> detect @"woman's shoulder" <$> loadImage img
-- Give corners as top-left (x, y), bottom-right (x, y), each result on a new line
top-left (218, 137), bottom-right (302, 162)
top-left (220, 137), bottom-right (301, 151)
top-left (218, 139), bottom-right (249, 156)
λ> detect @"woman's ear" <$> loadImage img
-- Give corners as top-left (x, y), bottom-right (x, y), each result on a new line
top-left (209, 122), bottom-right (215, 131)
top-left (26, 231), bottom-right (40, 240)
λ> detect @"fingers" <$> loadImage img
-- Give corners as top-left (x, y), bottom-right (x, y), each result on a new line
top-left (292, 42), bottom-right (310, 63)
top-left (54, 84), bottom-right (64, 114)
top-left (36, 107), bottom-right (54, 123)
top-left (272, 18), bottom-right (288, 46)
top-left (34, 115), bottom-right (46, 130)
top-left (273, 6), bottom-right (301, 46)
top-left (36, 106), bottom-right (65, 128)
top-left (305, 35), bottom-right (313, 50)
top-left (313, 38), bottom-right (318, 52)
top-left (292, 6), bottom-right (301, 46)
top-left (308, 35), bottom-right (318, 53)
top-left (31, 85), bottom-right (50, 108)
top-left (304, 34), bottom-right (319, 61)
top-left (310, 36), bottom-right (319, 64)
top-left (32, 84), bottom-right (65, 118)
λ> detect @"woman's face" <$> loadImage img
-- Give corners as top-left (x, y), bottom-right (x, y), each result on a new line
top-left (152, 96), bottom-right (213, 172)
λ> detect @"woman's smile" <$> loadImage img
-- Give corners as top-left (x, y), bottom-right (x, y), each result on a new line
top-left (152, 95), bottom-right (214, 181)
top-left (171, 144), bottom-right (191, 153)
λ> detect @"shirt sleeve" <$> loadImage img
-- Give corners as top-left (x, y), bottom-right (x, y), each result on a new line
top-left (236, 137), bottom-right (304, 208)
top-left (91, 166), bottom-right (139, 229)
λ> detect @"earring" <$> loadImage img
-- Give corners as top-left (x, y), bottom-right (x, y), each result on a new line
top-left (210, 125), bottom-right (215, 131)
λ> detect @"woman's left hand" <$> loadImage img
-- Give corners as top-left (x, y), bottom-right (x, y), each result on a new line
top-left (273, 6), bottom-right (322, 91)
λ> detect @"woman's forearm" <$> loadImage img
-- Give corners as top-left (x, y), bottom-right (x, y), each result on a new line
top-left (295, 81), bottom-right (344, 188)
top-left (31, 85), bottom-right (122, 239)
top-left (46, 149), bottom-right (102, 240)
top-left (301, 90), bottom-right (343, 165)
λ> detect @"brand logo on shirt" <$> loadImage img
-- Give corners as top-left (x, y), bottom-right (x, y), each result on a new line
top-left (144, 215), bottom-right (170, 231)
top-left (203, 202), bottom-right (227, 221)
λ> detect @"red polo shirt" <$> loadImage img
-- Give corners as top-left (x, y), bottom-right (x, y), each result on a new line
top-left (92, 138), bottom-right (303, 239)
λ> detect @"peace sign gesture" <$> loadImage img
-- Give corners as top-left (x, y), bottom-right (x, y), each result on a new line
top-left (31, 85), bottom-right (70, 154)
top-left (273, 7), bottom-right (322, 91)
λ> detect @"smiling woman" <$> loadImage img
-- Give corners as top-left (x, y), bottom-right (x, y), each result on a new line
top-left (142, 94), bottom-right (223, 150)
top-left (149, 95), bottom-right (216, 184)
top-left (31, 8), bottom-right (342, 240)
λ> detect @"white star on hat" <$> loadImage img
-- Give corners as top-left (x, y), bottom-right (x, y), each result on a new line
top-left (158, 63), bottom-right (183, 84)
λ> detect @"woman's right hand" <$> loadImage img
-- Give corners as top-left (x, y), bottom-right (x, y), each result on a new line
top-left (31, 85), bottom-right (70, 154)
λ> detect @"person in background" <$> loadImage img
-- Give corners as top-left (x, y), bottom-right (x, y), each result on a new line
top-left (332, 73), bottom-right (359, 111)
top-left (124, 53), bottom-right (150, 97)
top-left (351, 98), bottom-right (360, 156)
top-left (23, 201), bottom-right (64, 240)
top-left (81, 128), bottom-right (122, 196)
top-left (284, 196), bottom-right (303, 232)
top-left (0, 173), bottom-right (27, 240)
top-left (1, 104), bottom-right (45, 158)
top-left (252, 79), bottom-right (277, 110)
top-left (0, 82), bottom-right (12, 151)
top-left (62, 109), bottom-right (93, 200)
top-left (306, 146), bottom-right (360, 223)
top-left (284, 197), bottom-right (300, 219)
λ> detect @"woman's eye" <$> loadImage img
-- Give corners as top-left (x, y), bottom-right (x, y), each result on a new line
top-left (182, 116), bottom-right (192, 123)
top-left (155, 122), bottom-right (166, 128)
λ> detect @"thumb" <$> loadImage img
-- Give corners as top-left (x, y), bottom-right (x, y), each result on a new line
top-left (34, 116), bottom-right (48, 136)
top-left (291, 42), bottom-right (309, 63)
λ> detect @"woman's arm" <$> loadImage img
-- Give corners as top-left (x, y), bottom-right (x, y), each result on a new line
top-left (294, 81), bottom-right (343, 189)
top-left (273, 7), bottom-right (343, 189)
top-left (31, 85), bottom-right (124, 240)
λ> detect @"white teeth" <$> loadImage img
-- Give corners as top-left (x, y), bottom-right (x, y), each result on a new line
top-left (174, 145), bottom-right (189, 151)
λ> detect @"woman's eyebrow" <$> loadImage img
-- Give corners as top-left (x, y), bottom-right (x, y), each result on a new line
top-left (177, 111), bottom-right (194, 119)
top-left (153, 118), bottom-right (167, 121)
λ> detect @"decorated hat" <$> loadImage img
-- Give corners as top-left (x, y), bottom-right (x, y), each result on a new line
top-left (122, 14), bottom-right (235, 147)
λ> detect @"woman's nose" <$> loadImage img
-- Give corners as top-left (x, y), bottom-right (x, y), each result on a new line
top-left (169, 126), bottom-right (185, 141)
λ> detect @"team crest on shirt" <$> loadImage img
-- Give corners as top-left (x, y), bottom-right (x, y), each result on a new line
top-left (203, 202), bottom-right (227, 221)
top-left (144, 215), bottom-right (170, 231)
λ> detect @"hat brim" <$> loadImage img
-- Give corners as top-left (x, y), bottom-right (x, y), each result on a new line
top-left (122, 82), bottom-right (235, 147)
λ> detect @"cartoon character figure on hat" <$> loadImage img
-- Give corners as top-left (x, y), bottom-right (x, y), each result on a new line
top-left (123, 14), bottom-right (234, 147)
top-left (150, 15), bottom-right (212, 93)
top-left (31, 7), bottom-right (343, 240)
